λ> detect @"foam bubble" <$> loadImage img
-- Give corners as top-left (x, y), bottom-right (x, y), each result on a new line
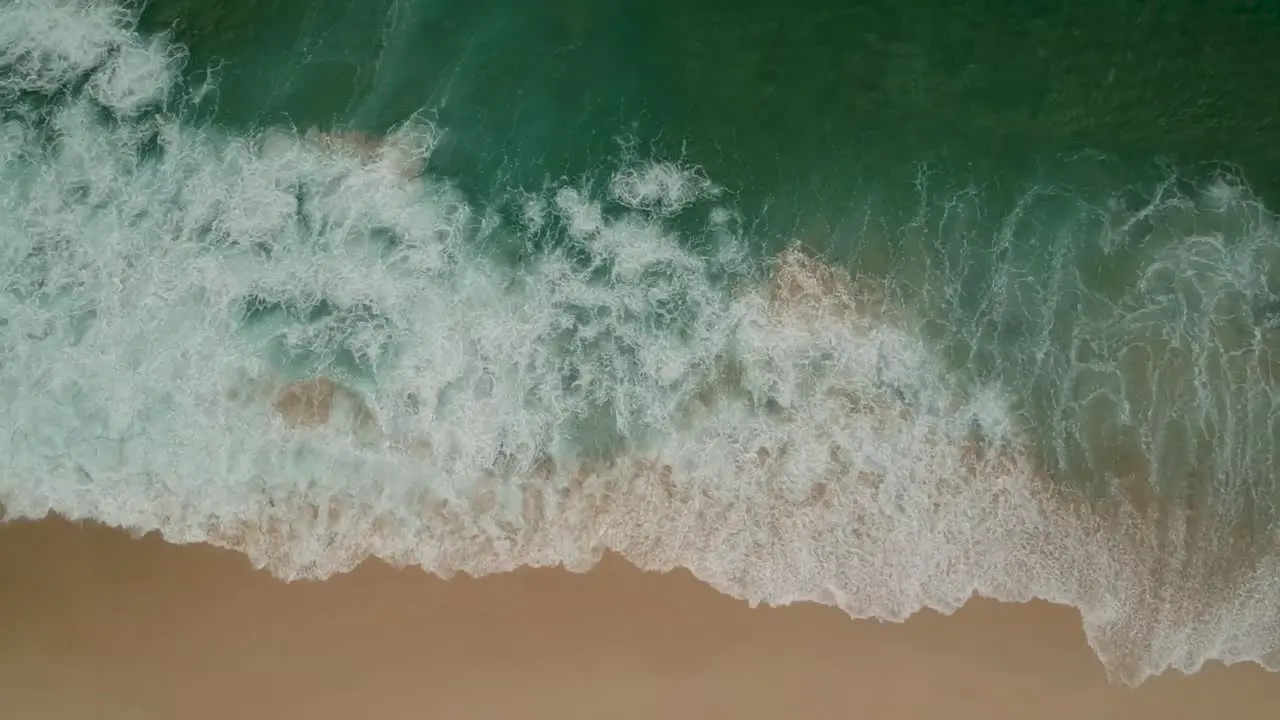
top-left (609, 160), bottom-right (719, 214)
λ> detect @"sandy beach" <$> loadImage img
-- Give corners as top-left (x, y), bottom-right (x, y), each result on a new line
top-left (1, 517), bottom-right (1276, 719)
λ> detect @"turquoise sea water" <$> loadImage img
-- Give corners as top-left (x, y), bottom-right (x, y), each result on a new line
top-left (2, 0), bottom-right (1279, 685)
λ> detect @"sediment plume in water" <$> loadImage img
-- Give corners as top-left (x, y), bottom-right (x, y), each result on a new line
top-left (1, 0), bottom-right (1278, 687)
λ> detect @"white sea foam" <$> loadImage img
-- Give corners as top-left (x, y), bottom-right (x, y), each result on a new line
top-left (0, 0), bottom-right (134, 95)
top-left (1, 0), bottom-right (1278, 686)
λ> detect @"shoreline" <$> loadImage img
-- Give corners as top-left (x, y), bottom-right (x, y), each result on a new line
top-left (2, 517), bottom-right (1277, 719)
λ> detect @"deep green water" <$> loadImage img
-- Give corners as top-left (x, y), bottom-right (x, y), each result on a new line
top-left (143, 0), bottom-right (1280, 203)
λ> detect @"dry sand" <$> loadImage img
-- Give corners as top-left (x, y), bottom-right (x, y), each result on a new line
top-left (1, 517), bottom-right (1277, 720)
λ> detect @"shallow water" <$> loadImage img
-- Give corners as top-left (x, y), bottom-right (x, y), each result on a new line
top-left (1, 0), bottom-right (1279, 685)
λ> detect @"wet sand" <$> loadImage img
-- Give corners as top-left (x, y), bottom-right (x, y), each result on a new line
top-left (1, 517), bottom-right (1277, 719)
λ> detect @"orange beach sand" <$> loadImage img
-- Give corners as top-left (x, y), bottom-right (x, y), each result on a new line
top-left (1, 517), bottom-right (1278, 719)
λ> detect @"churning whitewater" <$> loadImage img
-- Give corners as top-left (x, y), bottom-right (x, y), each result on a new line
top-left (2, 0), bottom-right (1279, 685)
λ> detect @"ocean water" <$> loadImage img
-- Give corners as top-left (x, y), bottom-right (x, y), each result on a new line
top-left (2, 0), bottom-right (1279, 685)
